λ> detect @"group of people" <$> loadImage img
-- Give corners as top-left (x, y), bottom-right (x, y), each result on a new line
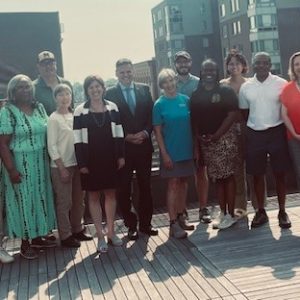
top-left (0, 48), bottom-right (299, 264)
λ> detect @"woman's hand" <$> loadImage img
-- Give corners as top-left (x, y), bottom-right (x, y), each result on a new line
top-left (8, 169), bottom-right (22, 184)
top-left (80, 167), bottom-right (89, 174)
top-left (117, 158), bottom-right (125, 170)
top-left (162, 153), bottom-right (173, 170)
top-left (59, 167), bottom-right (70, 183)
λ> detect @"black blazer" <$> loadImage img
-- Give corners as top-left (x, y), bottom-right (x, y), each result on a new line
top-left (105, 82), bottom-right (153, 154)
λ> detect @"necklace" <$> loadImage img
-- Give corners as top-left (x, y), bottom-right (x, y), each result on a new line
top-left (91, 111), bottom-right (106, 128)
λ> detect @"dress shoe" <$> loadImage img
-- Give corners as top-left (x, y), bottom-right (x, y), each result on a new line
top-left (278, 210), bottom-right (291, 229)
top-left (127, 229), bottom-right (139, 240)
top-left (73, 228), bottom-right (93, 241)
top-left (251, 209), bottom-right (269, 228)
top-left (177, 213), bottom-right (195, 231)
top-left (61, 236), bottom-right (81, 248)
top-left (139, 227), bottom-right (158, 236)
top-left (31, 237), bottom-right (56, 248)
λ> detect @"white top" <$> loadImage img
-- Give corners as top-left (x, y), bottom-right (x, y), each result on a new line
top-left (239, 73), bottom-right (287, 131)
top-left (47, 111), bottom-right (77, 168)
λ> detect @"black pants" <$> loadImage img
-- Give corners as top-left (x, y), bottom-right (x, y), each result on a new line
top-left (117, 150), bottom-right (153, 230)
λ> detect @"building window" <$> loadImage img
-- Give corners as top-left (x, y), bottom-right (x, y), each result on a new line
top-left (223, 24), bottom-right (228, 38)
top-left (169, 5), bottom-right (183, 34)
top-left (158, 26), bottom-right (164, 37)
top-left (250, 16), bottom-right (256, 29)
top-left (257, 14), bottom-right (277, 28)
top-left (203, 38), bottom-right (209, 48)
top-left (171, 39), bottom-right (184, 49)
top-left (232, 21), bottom-right (241, 35)
top-left (272, 63), bottom-right (281, 75)
top-left (152, 13), bottom-right (156, 23)
top-left (251, 39), bottom-right (279, 52)
top-left (157, 10), bottom-right (162, 21)
top-left (202, 20), bottom-right (207, 30)
top-left (200, 3), bottom-right (206, 15)
top-left (231, 0), bottom-right (240, 13)
top-left (220, 4), bottom-right (226, 17)
top-left (154, 29), bottom-right (157, 39)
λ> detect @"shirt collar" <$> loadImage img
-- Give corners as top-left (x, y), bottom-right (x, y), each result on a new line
top-left (118, 82), bottom-right (134, 91)
top-left (254, 72), bottom-right (272, 84)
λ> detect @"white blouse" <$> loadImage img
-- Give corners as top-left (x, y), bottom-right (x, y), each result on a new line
top-left (47, 111), bottom-right (77, 168)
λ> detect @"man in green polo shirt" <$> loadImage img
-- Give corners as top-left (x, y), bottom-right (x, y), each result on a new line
top-left (33, 51), bottom-right (73, 115)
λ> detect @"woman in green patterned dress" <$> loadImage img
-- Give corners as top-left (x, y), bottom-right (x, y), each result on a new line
top-left (0, 75), bottom-right (56, 259)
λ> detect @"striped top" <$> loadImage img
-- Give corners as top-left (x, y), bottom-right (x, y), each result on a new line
top-left (73, 100), bottom-right (124, 168)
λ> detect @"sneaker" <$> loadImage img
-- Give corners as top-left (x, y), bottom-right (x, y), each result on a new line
top-left (199, 207), bottom-right (212, 224)
top-left (97, 238), bottom-right (108, 253)
top-left (0, 247), bottom-right (14, 264)
top-left (212, 212), bottom-right (224, 229)
top-left (278, 211), bottom-right (291, 229)
top-left (61, 236), bottom-right (81, 248)
top-left (31, 237), bottom-right (56, 248)
top-left (20, 245), bottom-right (38, 260)
top-left (177, 214), bottom-right (195, 231)
top-left (169, 221), bottom-right (187, 239)
top-left (218, 214), bottom-right (237, 230)
top-left (108, 235), bottom-right (123, 247)
top-left (251, 210), bottom-right (269, 228)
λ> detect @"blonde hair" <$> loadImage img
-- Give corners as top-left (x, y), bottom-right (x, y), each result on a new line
top-left (157, 68), bottom-right (176, 89)
top-left (288, 52), bottom-right (300, 81)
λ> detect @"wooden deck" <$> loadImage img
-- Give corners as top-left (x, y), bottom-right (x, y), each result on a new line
top-left (1, 194), bottom-right (300, 300)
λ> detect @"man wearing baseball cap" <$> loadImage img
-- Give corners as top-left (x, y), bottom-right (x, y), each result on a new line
top-left (33, 51), bottom-right (73, 115)
top-left (174, 50), bottom-right (211, 227)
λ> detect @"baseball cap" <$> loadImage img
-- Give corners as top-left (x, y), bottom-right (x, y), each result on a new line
top-left (174, 51), bottom-right (192, 61)
top-left (37, 51), bottom-right (56, 63)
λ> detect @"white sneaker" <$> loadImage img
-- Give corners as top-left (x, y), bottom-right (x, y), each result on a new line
top-left (212, 212), bottom-right (224, 229)
top-left (0, 247), bottom-right (14, 264)
top-left (218, 214), bottom-right (237, 230)
top-left (169, 221), bottom-right (187, 239)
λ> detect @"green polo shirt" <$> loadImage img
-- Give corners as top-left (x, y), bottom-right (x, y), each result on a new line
top-left (176, 73), bottom-right (200, 98)
top-left (33, 76), bottom-right (73, 115)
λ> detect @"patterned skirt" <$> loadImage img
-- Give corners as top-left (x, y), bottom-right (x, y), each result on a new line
top-left (200, 125), bottom-right (239, 181)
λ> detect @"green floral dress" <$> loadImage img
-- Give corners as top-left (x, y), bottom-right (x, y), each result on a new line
top-left (0, 103), bottom-right (56, 239)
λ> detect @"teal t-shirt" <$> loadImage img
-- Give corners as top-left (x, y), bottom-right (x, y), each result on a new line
top-left (152, 93), bottom-right (193, 162)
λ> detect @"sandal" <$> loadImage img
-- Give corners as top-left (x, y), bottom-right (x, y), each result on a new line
top-left (97, 238), bottom-right (108, 253)
top-left (20, 244), bottom-right (38, 260)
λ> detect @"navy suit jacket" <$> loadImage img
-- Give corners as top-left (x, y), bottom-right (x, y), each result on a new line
top-left (105, 82), bottom-right (153, 154)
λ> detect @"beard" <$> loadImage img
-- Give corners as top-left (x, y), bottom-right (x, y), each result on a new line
top-left (176, 67), bottom-right (190, 76)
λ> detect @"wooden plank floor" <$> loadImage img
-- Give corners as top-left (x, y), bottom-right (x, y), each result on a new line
top-left (1, 194), bottom-right (300, 300)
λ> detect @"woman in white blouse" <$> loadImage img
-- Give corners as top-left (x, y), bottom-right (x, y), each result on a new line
top-left (47, 84), bottom-right (92, 248)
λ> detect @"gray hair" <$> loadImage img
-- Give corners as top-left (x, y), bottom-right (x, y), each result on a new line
top-left (252, 52), bottom-right (271, 64)
top-left (7, 74), bottom-right (34, 103)
top-left (157, 68), bottom-right (176, 89)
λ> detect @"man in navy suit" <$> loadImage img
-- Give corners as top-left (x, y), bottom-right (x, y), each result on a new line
top-left (105, 58), bottom-right (158, 240)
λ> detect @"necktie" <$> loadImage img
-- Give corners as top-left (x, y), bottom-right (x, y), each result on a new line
top-left (125, 87), bottom-right (135, 114)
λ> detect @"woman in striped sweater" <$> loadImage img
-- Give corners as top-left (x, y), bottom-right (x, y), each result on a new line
top-left (73, 75), bottom-right (125, 253)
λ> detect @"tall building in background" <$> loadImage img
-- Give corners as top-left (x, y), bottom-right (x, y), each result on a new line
top-left (218, 0), bottom-right (300, 77)
top-left (133, 58), bottom-right (159, 100)
top-left (152, 0), bottom-right (223, 76)
top-left (0, 12), bottom-right (63, 97)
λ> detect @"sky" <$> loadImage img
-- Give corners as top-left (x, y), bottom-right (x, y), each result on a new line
top-left (0, 0), bottom-right (161, 82)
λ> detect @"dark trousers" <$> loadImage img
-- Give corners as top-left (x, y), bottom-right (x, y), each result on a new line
top-left (117, 150), bottom-right (153, 230)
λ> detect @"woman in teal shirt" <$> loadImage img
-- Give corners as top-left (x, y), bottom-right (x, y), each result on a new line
top-left (153, 68), bottom-right (195, 239)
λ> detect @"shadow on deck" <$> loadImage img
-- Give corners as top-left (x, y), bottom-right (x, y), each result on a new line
top-left (1, 194), bottom-right (300, 299)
